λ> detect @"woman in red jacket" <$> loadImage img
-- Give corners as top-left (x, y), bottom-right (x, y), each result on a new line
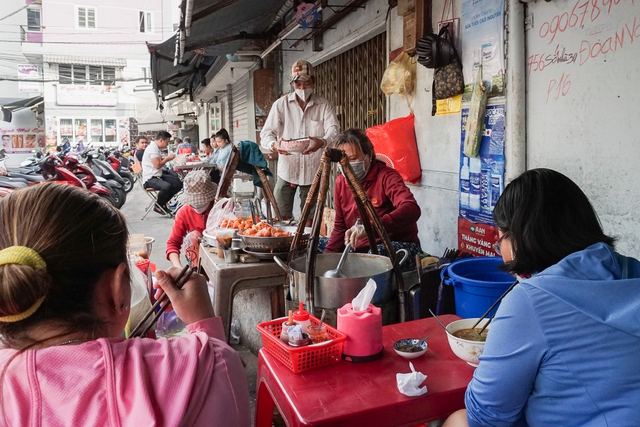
top-left (323, 128), bottom-right (422, 271)
top-left (166, 170), bottom-right (217, 268)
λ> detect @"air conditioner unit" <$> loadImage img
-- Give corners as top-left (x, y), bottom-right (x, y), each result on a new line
top-left (175, 100), bottom-right (193, 116)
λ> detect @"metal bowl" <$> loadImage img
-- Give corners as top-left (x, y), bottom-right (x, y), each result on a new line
top-left (240, 226), bottom-right (309, 253)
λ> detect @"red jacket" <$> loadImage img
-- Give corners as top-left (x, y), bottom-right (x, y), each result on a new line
top-left (166, 205), bottom-right (212, 259)
top-left (324, 160), bottom-right (421, 253)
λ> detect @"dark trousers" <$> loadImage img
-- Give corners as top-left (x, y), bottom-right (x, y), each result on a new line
top-left (144, 170), bottom-right (183, 206)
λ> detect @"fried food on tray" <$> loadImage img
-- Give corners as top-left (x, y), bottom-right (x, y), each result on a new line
top-left (238, 221), bottom-right (291, 237)
top-left (219, 218), bottom-right (254, 229)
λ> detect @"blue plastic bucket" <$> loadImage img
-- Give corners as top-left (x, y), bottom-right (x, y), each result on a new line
top-left (441, 257), bottom-right (515, 318)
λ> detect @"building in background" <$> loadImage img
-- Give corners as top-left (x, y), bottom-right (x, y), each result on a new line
top-left (1, 0), bottom-right (184, 162)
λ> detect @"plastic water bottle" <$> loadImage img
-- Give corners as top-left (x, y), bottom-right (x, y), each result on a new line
top-left (459, 157), bottom-right (470, 209)
top-left (230, 317), bottom-right (240, 345)
top-left (469, 157), bottom-right (481, 211)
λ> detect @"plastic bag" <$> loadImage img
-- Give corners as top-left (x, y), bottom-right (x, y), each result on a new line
top-left (205, 197), bottom-right (236, 233)
top-left (463, 65), bottom-right (488, 158)
top-left (380, 52), bottom-right (416, 98)
top-left (366, 114), bottom-right (422, 184)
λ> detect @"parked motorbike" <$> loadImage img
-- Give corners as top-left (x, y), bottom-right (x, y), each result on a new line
top-left (63, 155), bottom-right (115, 206)
top-left (81, 150), bottom-right (126, 209)
top-left (105, 148), bottom-right (134, 193)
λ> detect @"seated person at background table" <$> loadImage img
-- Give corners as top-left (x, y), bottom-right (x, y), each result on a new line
top-left (177, 137), bottom-right (194, 154)
top-left (167, 170), bottom-right (217, 269)
top-left (0, 183), bottom-right (251, 426)
top-left (184, 136), bottom-right (198, 153)
top-left (322, 128), bottom-right (422, 271)
top-left (201, 138), bottom-right (221, 183)
top-left (142, 130), bottom-right (183, 214)
top-left (213, 128), bottom-right (233, 172)
top-left (442, 168), bottom-right (640, 427)
top-left (134, 135), bottom-right (148, 163)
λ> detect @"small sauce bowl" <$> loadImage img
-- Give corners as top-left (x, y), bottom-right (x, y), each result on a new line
top-left (393, 338), bottom-right (428, 359)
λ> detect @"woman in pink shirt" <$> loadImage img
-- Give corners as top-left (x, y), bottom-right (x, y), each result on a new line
top-left (0, 183), bottom-right (251, 426)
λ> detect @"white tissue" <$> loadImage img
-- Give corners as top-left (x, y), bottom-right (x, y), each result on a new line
top-left (396, 362), bottom-right (428, 397)
top-left (351, 278), bottom-right (377, 311)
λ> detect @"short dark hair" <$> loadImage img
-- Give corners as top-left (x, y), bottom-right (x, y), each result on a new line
top-left (493, 168), bottom-right (615, 276)
top-left (201, 138), bottom-right (211, 147)
top-left (135, 136), bottom-right (148, 143)
top-left (335, 128), bottom-right (375, 159)
top-left (155, 131), bottom-right (171, 141)
top-left (214, 128), bottom-right (230, 142)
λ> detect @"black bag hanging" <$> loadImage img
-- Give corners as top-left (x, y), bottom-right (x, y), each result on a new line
top-left (416, 24), bottom-right (457, 69)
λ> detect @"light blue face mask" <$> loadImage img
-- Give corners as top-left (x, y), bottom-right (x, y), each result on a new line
top-left (338, 160), bottom-right (368, 181)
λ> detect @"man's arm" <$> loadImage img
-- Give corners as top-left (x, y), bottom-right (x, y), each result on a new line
top-left (151, 153), bottom-right (175, 169)
top-left (260, 99), bottom-right (283, 151)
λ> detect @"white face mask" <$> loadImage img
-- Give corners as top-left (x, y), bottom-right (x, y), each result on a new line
top-left (294, 88), bottom-right (314, 102)
top-left (338, 160), bottom-right (369, 181)
top-left (192, 203), bottom-right (209, 214)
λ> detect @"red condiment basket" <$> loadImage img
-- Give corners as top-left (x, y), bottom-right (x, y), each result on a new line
top-left (257, 315), bottom-right (347, 373)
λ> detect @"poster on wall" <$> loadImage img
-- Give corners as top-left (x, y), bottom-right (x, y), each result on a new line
top-left (461, 0), bottom-right (505, 98)
top-left (0, 129), bottom-right (45, 153)
top-left (458, 103), bottom-right (505, 255)
top-left (46, 116), bottom-right (58, 148)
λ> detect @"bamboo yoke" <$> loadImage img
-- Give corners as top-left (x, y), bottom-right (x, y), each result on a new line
top-left (287, 148), bottom-right (407, 322)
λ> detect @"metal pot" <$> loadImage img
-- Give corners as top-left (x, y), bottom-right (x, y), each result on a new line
top-left (275, 251), bottom-right (408, 309)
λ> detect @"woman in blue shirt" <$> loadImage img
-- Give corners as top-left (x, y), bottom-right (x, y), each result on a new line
top-left (214, 129), bottom-right (232, 172)
top-left (443, 168), bottom-right (640, 427)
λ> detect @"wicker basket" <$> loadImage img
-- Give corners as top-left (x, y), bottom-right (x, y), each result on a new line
top-left (257, 315), bottom-right (347, 373)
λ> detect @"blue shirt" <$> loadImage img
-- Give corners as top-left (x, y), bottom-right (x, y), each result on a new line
top-left (465, 243), bottom-right (640, 427)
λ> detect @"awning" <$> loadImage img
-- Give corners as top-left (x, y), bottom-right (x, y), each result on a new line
top-left (178, 0), bottom-right (290, 59)
top-left (1, 96), bottom-right (44, 122)
top-left (147, 35), bottom-right (206, 101)
top-left (43, 55), bottom-right (127, 67)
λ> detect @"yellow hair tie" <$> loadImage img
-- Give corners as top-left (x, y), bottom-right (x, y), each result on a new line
top-left (0, 246), bottom-right (47, 270)
top-left (0, 296), bottom-right (46, 323)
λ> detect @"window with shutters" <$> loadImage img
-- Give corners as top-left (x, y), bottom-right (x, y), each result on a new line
top-left (76, 6), bottom-right (97, 29)
top-left (27, 7), bottom-right (41, 32)
top-left (139, 11), bottom-right (154, 33)
top-left (58, 64), bottom-right (116, 85)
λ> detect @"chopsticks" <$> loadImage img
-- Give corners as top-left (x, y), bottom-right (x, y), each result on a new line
top-left (470, 279), bottom-right (519, 330)
top-left (129, 265), bottom-right (193, 338)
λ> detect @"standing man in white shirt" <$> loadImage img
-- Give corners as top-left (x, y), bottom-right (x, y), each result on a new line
top-left (142, 130), bottom-right (183, 214)
top-left (260, 60), bottom-right (340, 222)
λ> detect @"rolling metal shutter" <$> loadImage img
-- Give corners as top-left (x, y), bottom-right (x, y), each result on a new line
top-left (229, 73), bottom-right (250, 143)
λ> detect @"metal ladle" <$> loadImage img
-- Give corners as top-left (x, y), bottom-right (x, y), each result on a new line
top-left (322, 219), bottom-right (360, 278)
top-left (322, 243), bottom-right (351, 278)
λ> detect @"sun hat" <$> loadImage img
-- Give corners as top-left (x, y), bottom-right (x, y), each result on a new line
top-left (290, 60), bottom-right (314, 83)
top-left (178, 170), bottom-right (217, 208)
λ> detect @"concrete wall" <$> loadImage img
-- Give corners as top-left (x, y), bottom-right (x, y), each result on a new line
top-left (525, 0), bottom-right (640, 256)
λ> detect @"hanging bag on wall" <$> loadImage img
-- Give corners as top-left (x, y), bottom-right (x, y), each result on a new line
top-left (366, 114), bottom-right (421, 184)
top-left (430, 24), bottom-right (464, 115)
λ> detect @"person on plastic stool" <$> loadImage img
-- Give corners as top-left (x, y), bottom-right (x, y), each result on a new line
top-left (442, 168), bottom-right (640, 427)
top-left (321, 128), bottom-right (422, 271)
top-left (166, 170), bottom-right (217, 269)
top-left (0, 183), bottom-right (251, 426)
top-left (142, 130), bottom-right (183, 215)
top-left (260, 60), bottom-right (339, 224)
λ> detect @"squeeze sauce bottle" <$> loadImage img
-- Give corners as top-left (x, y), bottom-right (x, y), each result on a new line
top-left (280, 310), bottom-right (295, 342)
top-left (293, 301), bottom-right (311, 334)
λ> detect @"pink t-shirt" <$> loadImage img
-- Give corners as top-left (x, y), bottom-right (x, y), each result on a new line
top-left (0, 318), bottom-right (251, 427)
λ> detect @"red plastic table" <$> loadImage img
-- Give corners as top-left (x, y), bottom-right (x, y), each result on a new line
top-left (255, 315), bottom-right (474, 427)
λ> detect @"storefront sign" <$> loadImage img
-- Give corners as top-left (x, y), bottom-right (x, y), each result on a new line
top-left (1, 128), bottom-right (46, 153)
top-left (56, 85), bottom-right (118, 106)
top-left (458, 217), bottom-right (499, 257)
top-left (296, 3), bottom-right (320, 30)
top-left (17, 64), bottom-right (40, 93)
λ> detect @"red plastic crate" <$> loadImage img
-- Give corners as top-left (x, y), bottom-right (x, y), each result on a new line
top-left (257, 315), bottom-right (347, 373)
